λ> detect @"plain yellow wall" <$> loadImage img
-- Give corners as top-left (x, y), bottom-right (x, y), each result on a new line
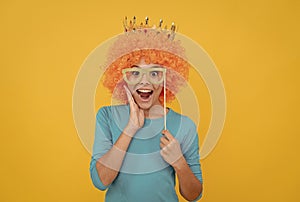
top-left (1, 0), bottom-right (299, 201)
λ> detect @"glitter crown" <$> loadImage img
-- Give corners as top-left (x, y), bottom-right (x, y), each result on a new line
top-left (123, 16), bottom-right (176, 40)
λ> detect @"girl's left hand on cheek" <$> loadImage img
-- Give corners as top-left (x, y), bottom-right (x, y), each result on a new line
top-left (160, 130), bottom-right (183, 166)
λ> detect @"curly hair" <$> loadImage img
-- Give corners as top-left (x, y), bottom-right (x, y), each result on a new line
top-left (101, 29), bottom-right (190, 103)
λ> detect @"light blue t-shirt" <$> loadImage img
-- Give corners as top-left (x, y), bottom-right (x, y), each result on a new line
top-left (90, 105), bottom-right (203, 202)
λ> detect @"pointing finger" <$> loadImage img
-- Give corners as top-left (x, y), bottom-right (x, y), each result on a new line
top-left (160, 136), bottom-right (169, 145)
top-left (162, 130), bottom-right (174, 141)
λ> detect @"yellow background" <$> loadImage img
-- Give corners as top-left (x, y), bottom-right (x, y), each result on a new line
top-left (1, 0), bottom-right (299, 201)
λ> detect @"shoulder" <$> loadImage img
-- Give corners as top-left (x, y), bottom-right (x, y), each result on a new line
top-left (169, 108), bottom-right (197, 130)
top-left (96, 105), bottom-right (129, 119)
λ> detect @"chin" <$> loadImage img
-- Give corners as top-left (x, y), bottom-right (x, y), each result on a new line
top-left (133, 95), bottom-right (154, 110)
top-left (138, 103), bottom-right (153, 110)
top-left (135, 100), bottom-right (153, 110)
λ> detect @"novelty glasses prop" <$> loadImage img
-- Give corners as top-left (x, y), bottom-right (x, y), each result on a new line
top-left (122, 67), bottom-right (166, 85)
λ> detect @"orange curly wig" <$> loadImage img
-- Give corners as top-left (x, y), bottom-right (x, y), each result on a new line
top-left (100, 29), bottom-right (190, 104)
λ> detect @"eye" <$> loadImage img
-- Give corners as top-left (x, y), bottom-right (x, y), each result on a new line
top-left (150, 71), bottom-right (159, 77)
top-left (131, 71), bottom-right (140, 76)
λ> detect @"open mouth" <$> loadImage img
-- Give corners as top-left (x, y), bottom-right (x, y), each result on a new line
top-left (136, 89), bottom-right (153, 101)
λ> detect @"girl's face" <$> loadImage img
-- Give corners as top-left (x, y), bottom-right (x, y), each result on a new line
top-left (126, 62), bottom-right (164, 110)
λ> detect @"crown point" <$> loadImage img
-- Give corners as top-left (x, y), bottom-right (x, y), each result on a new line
top-left (159, 19), bottom-right (163, 28)
top-left (171, 22), bottom-right (176, 32)
top-left (123, 16), bottom-right (128, 32)
top-left (145, 16), bottom-right (149, 25)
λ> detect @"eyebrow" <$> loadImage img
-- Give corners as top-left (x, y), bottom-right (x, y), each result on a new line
top-left (131, 65), bottom-right (163, 68)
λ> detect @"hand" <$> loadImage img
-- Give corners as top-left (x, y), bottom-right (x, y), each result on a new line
top-left (123, 85), bottom-right (144, 137)
top-left (160, 130), bottom-right (183, 166)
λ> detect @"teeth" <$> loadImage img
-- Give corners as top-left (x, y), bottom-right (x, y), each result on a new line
top-left (137, 89), bottom-right (152, 93)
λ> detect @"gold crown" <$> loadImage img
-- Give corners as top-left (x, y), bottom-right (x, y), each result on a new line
top-left (123, 16), bottom-right (176, 40)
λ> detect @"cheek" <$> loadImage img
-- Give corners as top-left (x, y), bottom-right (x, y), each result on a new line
top-left (153, 85), bottom-right (163, 94)
top-left (153, 84), bottom-right (162, 90)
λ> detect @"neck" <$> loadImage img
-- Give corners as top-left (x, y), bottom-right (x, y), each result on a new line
top-left (143, 105), bottom-right (168, 119)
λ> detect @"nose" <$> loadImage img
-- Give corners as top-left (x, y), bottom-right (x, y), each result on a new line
top-left (139, 72), bottom-right (150, 84)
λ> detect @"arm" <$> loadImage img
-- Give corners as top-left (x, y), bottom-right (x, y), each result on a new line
top-left (95, 128), bottom-right (134, 186)
top-left (173, 157), bottom-right (203, 201)
top-left (94, 85), bottom-right (144, 187)
top-left (160, 130), bottom-right (203, 201)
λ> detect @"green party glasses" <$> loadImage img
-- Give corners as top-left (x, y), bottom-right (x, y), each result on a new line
top-left (122, 67), bottom-right (166, 85)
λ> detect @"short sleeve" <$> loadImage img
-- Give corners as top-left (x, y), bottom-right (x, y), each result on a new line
top-left (90, 107), bottom-right (113, 191)
top-left (180, 118), bottom-right (203, 201)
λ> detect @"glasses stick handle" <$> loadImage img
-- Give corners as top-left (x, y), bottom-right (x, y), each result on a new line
top-left (163, 73), bottom-right (167, 130)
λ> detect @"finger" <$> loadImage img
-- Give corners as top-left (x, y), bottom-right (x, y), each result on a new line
top-left (160, 139), bottom-right (168, 146)
top-left (160, 136), bottom-right (169, 145)
top-left (160, 149), bottom-right (165, 157)
top-left (123, 85), bottom-right (132, 101)
top-left (123, 85), bottom-right (135, 107)
top-left (162, 130), bottom-right (174, 141)
top-left (160, 142), bottom-right (165, 149)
